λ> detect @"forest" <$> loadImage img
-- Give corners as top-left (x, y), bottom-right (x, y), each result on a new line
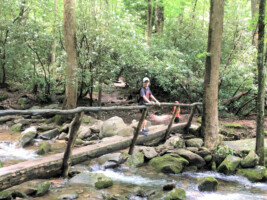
top-left (0, 0), bottom-right (266, 199)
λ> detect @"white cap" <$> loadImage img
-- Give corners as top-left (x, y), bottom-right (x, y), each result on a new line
top-left (143, 77), bottom-right (150, 82)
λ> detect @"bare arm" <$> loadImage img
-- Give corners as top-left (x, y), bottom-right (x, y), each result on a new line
top-left (142, 95), bottom-right (151, 103)
top-left (150, 95), bottom-right (160, 105)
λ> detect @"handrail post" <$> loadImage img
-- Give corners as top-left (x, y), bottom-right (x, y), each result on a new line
top-left (184, 105), bottom-right (197, 133)
top-left (62, 111), bottom-right (84, 177)
top-left (128, 108), bottom-right (148, 155)
top-left (163, 105), bottom-right (180, 142)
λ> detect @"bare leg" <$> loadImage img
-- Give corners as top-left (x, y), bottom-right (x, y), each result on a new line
top-left (141, 119), bottom-right (146, 130)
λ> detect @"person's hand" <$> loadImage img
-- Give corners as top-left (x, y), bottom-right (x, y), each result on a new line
top-left (150, 101), bottom-right (155, 105)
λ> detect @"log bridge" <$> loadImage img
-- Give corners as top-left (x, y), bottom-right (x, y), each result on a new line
top-left (0, 102), bottom-right (202, 191)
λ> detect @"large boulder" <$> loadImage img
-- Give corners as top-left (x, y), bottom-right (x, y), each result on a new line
top-left (164, 136), bottom-right (185, 149)
top-left (77, 126), bottom-right (92, 140)
top-left (149, 154), bottom-right (189, 174)
top-left (164, 188), bottom-right (186, 200)
top-left (198, 176), bottom-right (218, 192)
top-left (217, 155), bottom-right (241, 175)
top-left (19, 126), bottom-right (37, 147)
top-left (241, 150), bottom-right (259, 168)
top-left (35, 181), bottom-right (51, 197)
top-left (125, 151), bottom-right (145, 167)
top-left (185, 138), bottom-right (203, 148)
top-left (117, 126), bottom-right (134, 137)
top-left (237, 166), bottom-right (267, 182)
top-left (39, 128), bottom-right (60, 140)
top-left (0, 191), bottom-right (12, 200)
top-left (37, 142), bottom-right (51, 155)
top-left (82, 115), bottom-right (95, 125)
top-left (212, 146), bottom-right (230, 165)
top-left (177, 149), bottom-right (206, 168)
top-left (90, 120), bottom-right (103, 133)
top-left (97, 153), bottom-right (122, 165)
top-left (10, 123), bottom-right (22, 132)
top-left (100, 116), bottom-right (127, 138)
top-left (69, 172), bottom-right (113, 189)
top-left (140, 146), bottom-right (158, 159)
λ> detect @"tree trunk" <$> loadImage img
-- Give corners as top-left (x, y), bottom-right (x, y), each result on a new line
top-left (155, 0), bottom-right (164, 34)
top-left (97, 80), bottom-right (102, 119)
top-left (147, 0), bottom-right (152, 47)
top-left (202, 0), bottom-right (225, 149)
top-left (63, 0), bottom-right (78, 109)
top-left (51, 0), bottom-right (58, 75)
top-left (179, 0), bottom-right (185, 24)
top-left (251, 0), bottom-right (260, 46)
top-left (255, 0), bottom-right (266, 166)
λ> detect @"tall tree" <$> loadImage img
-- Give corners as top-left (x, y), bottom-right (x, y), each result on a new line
top-left (51, 0), bottom-right (58, 74)
top-left (147, 0), bottom-right (152, 47)
top-left (202, 0), bottom-right (225, 149)
top-left (155, 0), bottom-right (164, 34)
top-left (255, 0), bottom-right (266, 166)
top-left (251, 0), bottom-right (260, 45)
top-left (63, 0), bottom-right (78, 109)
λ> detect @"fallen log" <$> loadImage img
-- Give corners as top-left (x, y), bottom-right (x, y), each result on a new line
top-left (0, 123), bottom-right (186, 191)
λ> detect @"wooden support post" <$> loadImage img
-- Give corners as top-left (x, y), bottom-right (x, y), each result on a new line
top-left (62, 112), bottom-right (84, 177)
top-left (164, 106), bottom-right (180, 141)
top-left (128, 108), bottom-right (148, 155)
top-left (184, 105), bottom-right (197, 133)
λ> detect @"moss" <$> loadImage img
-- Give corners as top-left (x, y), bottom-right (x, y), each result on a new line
top-left (196, 117), bottom-right (202, 123)
top-left (217, 155), bottom-right (241, 175)
top-left (18, 97), bottom-right (31, 109)
top-left (54, 115), bottom-right (66, 125)
top-left (223, 123), bottom-right (245, 129)
top-left (264, 130), bottom-right (267, 137)
top-left (0, 161), bottom-right (2, 168)
top-left (125, 151), bottom-right (145, 167)
top-left (37, 142), bottom-right (51, 155)
top-left (0, 191), bottom-right (12, 200)
top-left (37, 126), bottom-right (55, 132)
top-left (10, 123), bottom-right (22, 132)
top-left (212, 162), bottom-right (216, 171)
top-left (75, 139), bottom-right (84, 145)
top-left (35, 181), bottom-right (51, 196)
top-left (95, 177), bottom-right (113, 189)
top-left (149, 154), bottom-right (189, 174)
top-left (164, 188), bottom-right (186, 200)
top-left (237, 169), bottom-right (264, 182)
top-left (0, 94), bottom-right (8, 102)
top-left (204, 155), bottom-right (212, 162)
top-left (198, 176), bottom-right (218, 192)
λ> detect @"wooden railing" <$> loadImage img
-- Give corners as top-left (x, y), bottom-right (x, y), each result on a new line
top-left (0, 102), bottom-right (202, 177)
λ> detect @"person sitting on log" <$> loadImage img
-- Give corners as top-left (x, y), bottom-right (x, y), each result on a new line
top-left (138, 77), bottom-right (160, 135)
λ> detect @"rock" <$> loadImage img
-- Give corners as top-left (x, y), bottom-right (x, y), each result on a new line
top-left (75, 139), bottom-right (84, 145)
top-left (211, 162), bottom-right (216, 171)
top-left (241, 150), bottom-right (259, 168)
top-left (19, 126), bottom-right (37, 147)
top-left (204, 155), bottom-right (212, 162)
top-left (237, 166), bottom-right (267, 182)
top-left (164, 136), bottom-right (185, 149)
top-left (213, 146), bottom-right (230, 165)
top-left (177, 149), bottom-right (206, 168)
top-left (188, 124), bottom-right (201, 136)
top-left (196, 150), bottom-right (211, 158)
top-left (37, 142), bottom-right (51, 155)
top-left (77, 126), bottom-right (92, 139)
top-left (117, 126), bottom-right (134, 137)
top-left (100, 116), bottom-right (127, 138)
top-left (18, 187), bottom-right (37, 196)
top-left (18, 97), bottom-right (31, 109)
top-left (224, 139), bottom-right (267, 154)
top-left (10, 191), bottom-right (27, 198)
top-left (164, 188), bottom-right (186, 200)
top-left (125, 151), bottom-right (145, 167)
top-left (14, 118), bottom-right (30, 126)
top-left (140, 147), bottom-right (158, 159)
top-left (90, 120), bottom-right (103, 133)
top-left (10, 123), bottom-right (22, 132)
top-left (43, 104), bottom-right (59, 109)
top-left (102, 194), bottom-right (127, 200)
top-left (82, 115), bottom-right (95, 125)
top-left (0, 191), bottom-right (12, 200)
top-left (163, 182), bottom-right (176, 191)
top-left (59, 124), bottom-right (70, 133)
top-left (186, 147), bottom-right (198, 153)
top-left (217, 155), bottom-right (241, 175)
top-left (39, 128), bottom-right (60, 140)
top-left (58, 193), bottom-right (79, 200)
top-left (198, 176), bottom-right (218, 192)
top-left (135, 188), bottom-right (148, 197)
top-left (37, 125), bottom-right (55, 132)
top-left (35, 181), bottom-right (51, 196)
top-left (58, 132), bottom-right (68, 140)
top-left (0, 116), bottom-right (16, 124)
top-left (183, 165), bottom-right (198, 172)
top-left (149, 154), bottom-right (189, 174)
top-left (69, 172), bottom-right (113, 189)
top-left (97, 153), bottom-right (122, 165)
top-left (185, 138), bottom-right (203, 148)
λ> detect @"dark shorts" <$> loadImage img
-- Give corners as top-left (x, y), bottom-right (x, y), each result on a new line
top-left (140, 109), bottom-right (149, 119)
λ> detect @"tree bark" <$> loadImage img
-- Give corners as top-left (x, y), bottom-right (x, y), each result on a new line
top-left (51, 0), bottom-right (58, 75)
top-left (63, 0), bottom-right (78, 109)
top-left (62, 112), bottom-right (84, 177)
top-left (251, 0), bottom-right (260, 46)
top-left (202, 0), bottom-right (225, 149)
top-left (147, 0), bottom-right (152, 47)
top-left (255, 0), bottom-right (266, 166)
top-left (155, 0), bottom-right (164, 34)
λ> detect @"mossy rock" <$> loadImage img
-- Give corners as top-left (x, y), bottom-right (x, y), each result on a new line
top-left (102, 194), bottom-right (127, 200)
top-left (95, 176), bottom-right (113, 189)
top-left (198, 176), bottom-right (218, 192)
top-left (217, 155), bottom-right (241, 175)
top-left (10, 190), bottom-right (27, 198)
top-left (75, 139), bottom-right (84, 145)
top-left (241, 150), bottom-right (259, 168)
top-left (125, 151), bottom-right (145, 167)
top-left (0, 94), bottom-right (8, 102)
top-left (223, 123), bottom-right (245, 129)
top-left (211, 161), bottom-right (216, 171)
top-left (37, 126), bottom-right (55, 132)
top-left (164, 188), bottom-right (186, 200)
top-left (18, 97), bottom-right (31, 109)
top-left (37, 142), bottom-right (51, 155)
top-left (196, 117), bottom-right (202, 123)
top-left (0, 191), bottom-right (12, 200)
top-left (58, 193), bottom-right (79, 200)
top-left (149, 154), bottom-right (189, 174)
top-left (237, 167), bottom-right (266, 182)
top-left (10, 123), bottom-right (22, 132)
top-left (264, 130), bottom-right (267, 137)
top-left (54, 115), bottom-right (68, 126)
top-left (35, 181), bottom-right (51, 196)
top-left (204, 155), bottom-right (212, 162)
